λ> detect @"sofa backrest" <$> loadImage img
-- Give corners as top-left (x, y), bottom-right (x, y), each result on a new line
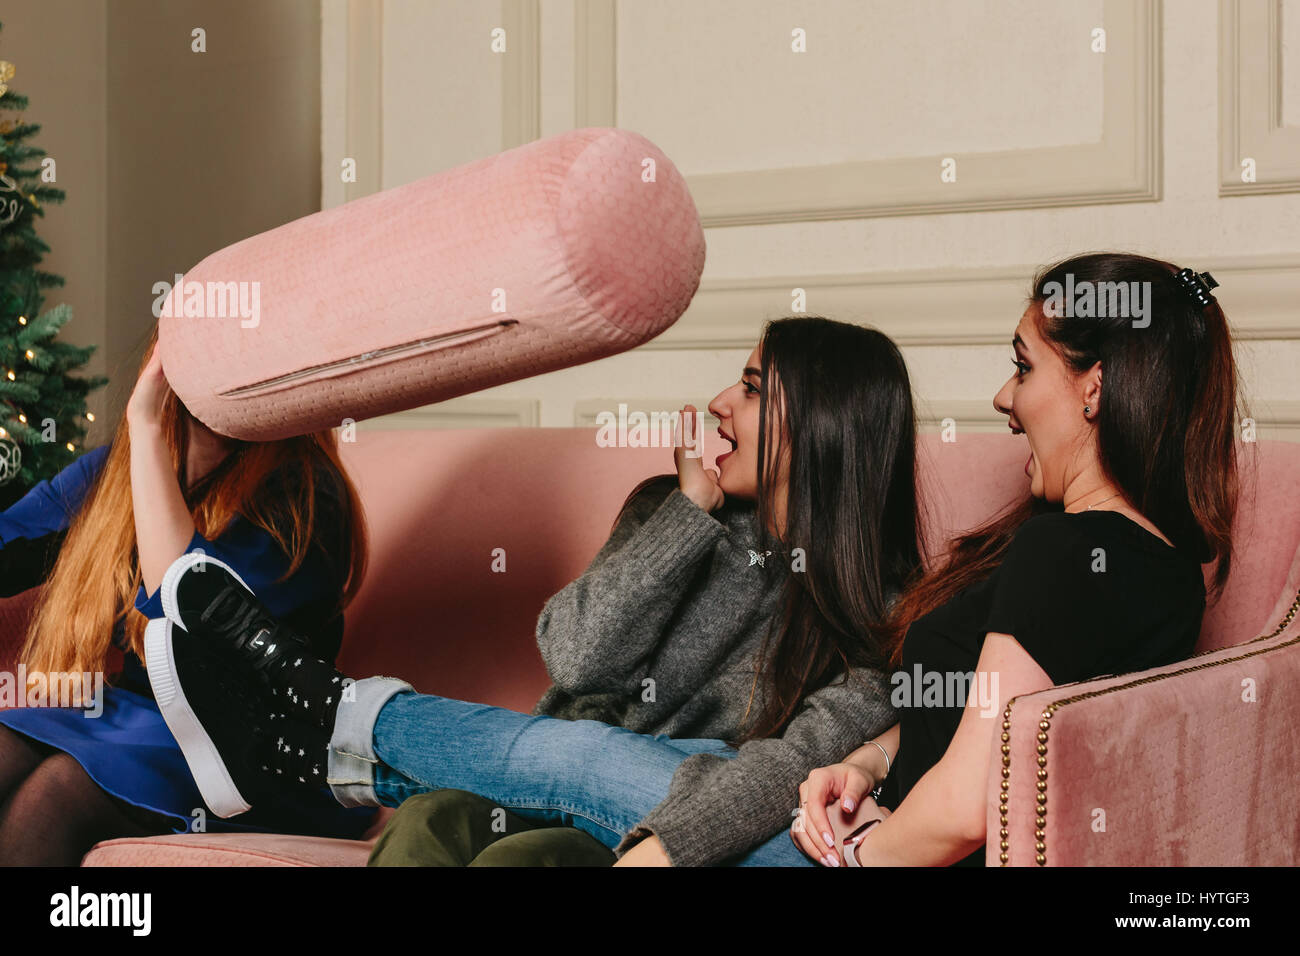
top-left (2, 430), bottom-right (1289, 716)
top-left (1199, 438), bottom-right (1300, 649)
top-left (912, 435), bottom-right (1300, 653)
top-left (327, 430), bottom-right (1298, 712)
top-left (336, 428), bottom-right (692, 712)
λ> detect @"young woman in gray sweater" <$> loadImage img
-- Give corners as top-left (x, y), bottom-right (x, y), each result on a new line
top-left (144, 316), bottom-right (924, 866)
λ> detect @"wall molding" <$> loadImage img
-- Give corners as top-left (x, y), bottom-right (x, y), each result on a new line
top-left (325, 0), bottom-right (538, 205)
top-left (370, 397), bottom-right (1300, 442)
top-left (1219, 0), bottom-right (1300, 195)
top-left (334, 1), bottom-right (1165, 220)
top-left (639, 253), bottom-right (1300, 349)
top-left (501, 0), bottom-right (542, 148)
top-left (574, 0), bottom-right (616, 127)
top-left (1240, 399), bottom-right (1300, 442)
top-left (321, 0), bottom-right (383, 208)
top-left (574, 399), bottom-right (718, 430)
top-left (916, 400), bottom-right (1008, 432)
top-left (573, 0), bottom-right (1161, 225)
top-left (908, 399), bottom-right (1300, 433)
top-left (359, 398), bottom-right (540, 430)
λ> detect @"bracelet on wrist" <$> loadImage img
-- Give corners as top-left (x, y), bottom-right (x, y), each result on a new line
top-left (865, 739), bottom-right (891, 777)
top-left (858, 739), bottom-right (891, 798)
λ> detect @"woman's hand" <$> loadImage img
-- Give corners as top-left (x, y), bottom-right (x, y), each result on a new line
top-left (674, 404), bottom-right (724, 513)
top-left (126, 343), bottom-right (168, 431)
top-left (790, 761), bottom-right (878, 866)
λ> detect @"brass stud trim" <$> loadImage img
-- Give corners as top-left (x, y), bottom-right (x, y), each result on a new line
top-left (1000, 585), bottom-right (1300, 867)
top-left (997, 700), bottom-right (1014, 865)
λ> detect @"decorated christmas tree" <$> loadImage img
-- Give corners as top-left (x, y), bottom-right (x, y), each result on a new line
top-left (0, 20), bottom-right (107, 510)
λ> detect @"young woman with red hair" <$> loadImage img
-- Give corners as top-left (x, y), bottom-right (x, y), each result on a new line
top-left (0, 327), bottom-right (374, 864)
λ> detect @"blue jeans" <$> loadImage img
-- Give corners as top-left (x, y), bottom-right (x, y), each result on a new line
top-left (325, 677), bottom-right (812, 867)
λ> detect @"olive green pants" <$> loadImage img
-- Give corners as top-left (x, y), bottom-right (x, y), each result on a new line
top-left (367, 789), bottom-right (617, 867)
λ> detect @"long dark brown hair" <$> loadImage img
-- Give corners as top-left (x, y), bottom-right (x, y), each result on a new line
top-left (884, 252), bottom-right (1240, 666)
top-left (619, 317), bottom-right (924, 741)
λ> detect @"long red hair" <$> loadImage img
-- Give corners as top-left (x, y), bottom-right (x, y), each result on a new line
top-left (20, 326), bottom-right (368, 678)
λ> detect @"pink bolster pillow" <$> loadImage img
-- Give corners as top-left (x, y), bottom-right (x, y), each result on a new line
top-left (158, 128), bottom-right (705, 441)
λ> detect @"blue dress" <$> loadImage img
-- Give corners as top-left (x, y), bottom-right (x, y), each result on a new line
top-left (0, 445), bottom-right (375, 838)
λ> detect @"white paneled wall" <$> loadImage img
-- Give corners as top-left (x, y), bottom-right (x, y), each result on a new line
top-left (322, 0), bottom-right (1300, 441)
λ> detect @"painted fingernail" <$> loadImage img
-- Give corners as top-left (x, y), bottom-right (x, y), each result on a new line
top-left (843, 798), bottom-right (856, 812)
top-left (823, 831), bottom-right (834, 847)
top-left (826, 853), bottom-right (840, 867)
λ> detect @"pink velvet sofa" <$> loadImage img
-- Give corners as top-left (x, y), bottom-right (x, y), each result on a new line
top-left (2, 428), bottom-right (1297, 866)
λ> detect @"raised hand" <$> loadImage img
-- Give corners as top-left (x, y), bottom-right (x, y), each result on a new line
top-left (126, 343), bottom-right (169, 432)
top-left (674, 404), bottom-right (724, 513)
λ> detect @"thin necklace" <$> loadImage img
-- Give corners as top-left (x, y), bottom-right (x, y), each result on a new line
top-left (1085, 491), bottom-right (1122, 511)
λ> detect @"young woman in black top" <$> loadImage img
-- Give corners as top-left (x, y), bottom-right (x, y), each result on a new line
top-left (791, 252), bottom-right (1238, 867)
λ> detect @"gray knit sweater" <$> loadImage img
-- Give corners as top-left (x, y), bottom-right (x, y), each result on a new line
top-left (532, 475), bottom-right (898, 866)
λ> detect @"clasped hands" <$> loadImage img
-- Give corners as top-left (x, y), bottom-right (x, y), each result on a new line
top-left (790, 756), bottom-right (892, 867)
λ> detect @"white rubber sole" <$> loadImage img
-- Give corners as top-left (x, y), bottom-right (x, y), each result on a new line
top-left (160, 551), bottom-right (254, 633)
top-left (144, 617), bottom-right (252, 818)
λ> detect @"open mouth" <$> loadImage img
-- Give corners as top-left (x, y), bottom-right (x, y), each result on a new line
top-left (1008, 421), bottom-right (1031, 475)
top-left (717, 427), bottom-right (738, 465)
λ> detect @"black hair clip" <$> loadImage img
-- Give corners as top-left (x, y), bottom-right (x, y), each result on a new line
top-left (1172, 268), bottom-right (1219, 307)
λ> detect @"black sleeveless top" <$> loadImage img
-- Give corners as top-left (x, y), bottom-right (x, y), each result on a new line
top-left (878, 510), bottom-right (1206, 865)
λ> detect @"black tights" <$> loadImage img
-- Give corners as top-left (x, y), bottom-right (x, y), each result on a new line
top-left (0, 725), bottom-right (171, 866)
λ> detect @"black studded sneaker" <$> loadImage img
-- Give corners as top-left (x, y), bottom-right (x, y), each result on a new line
top-left (144, 617), bottom-right (273, 817)
top-left (159, 551), bottom-right (350, 730)
top-left (144, 618), bottom-right (334, 817)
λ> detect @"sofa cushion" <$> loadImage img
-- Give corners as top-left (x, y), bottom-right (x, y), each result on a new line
top-left (81, 832), bottom-right (376, 867)
top-left (159, 129), bottom-right (705, 441)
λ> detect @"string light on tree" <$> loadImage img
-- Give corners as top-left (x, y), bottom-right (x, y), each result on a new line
top-left (0, 22), bottom-right (107, 496)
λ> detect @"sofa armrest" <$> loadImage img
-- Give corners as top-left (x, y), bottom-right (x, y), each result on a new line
top-left (987, 597), bottom-right (1300, 866)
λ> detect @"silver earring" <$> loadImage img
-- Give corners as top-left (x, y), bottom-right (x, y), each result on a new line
top-left (1084, 405), bottom-right (1092, 415)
